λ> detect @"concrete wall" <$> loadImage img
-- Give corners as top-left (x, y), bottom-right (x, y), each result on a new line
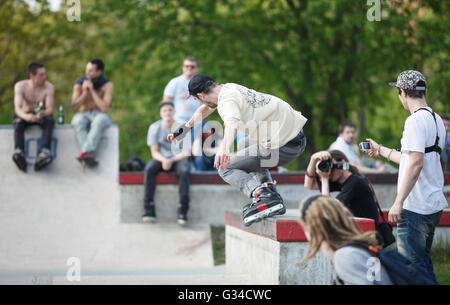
top-left (120, 183), bottom-right (400, 225)
top-left (121, 184), bottom-right (320, 224)
top-left (0, 124), bottom-right (118, 181)
top-left (225, 221), bottom-right (334, 284)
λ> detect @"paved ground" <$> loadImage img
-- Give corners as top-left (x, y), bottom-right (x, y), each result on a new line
top-left (0, 126), bottom-right (234, 285)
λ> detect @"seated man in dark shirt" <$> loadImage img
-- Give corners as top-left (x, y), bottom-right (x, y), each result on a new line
top-left (304, 149), bottom-right (393, 246)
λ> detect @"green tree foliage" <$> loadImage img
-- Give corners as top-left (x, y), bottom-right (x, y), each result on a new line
top-left (1, 0), bottom-right (448, 167)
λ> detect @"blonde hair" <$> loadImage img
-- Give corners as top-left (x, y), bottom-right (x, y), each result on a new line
top-left (298, 195), bottom-right (377, 265)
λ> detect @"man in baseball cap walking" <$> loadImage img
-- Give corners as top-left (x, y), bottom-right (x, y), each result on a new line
top-left (362, 70), bottom-right (447, 284)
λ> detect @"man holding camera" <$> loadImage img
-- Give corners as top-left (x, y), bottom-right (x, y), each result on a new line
top-left (364, 70), bottom-right (447, 284)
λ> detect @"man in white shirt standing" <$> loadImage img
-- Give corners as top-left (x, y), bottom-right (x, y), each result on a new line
top-left (364, 70), bottom-right (447, 284)
top-left (163, 56), bottom-right (202, 145)
top-left (163, 57), bottom-right (201, 123)
top-left (168, 74), bottom-right (308, 226)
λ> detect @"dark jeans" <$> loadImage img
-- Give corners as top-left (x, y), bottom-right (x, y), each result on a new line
top-left (13, 114), bottom-right (54, 152)
top-left (192, 155), bottom-right (216, 172)
top-left (144, 159), bottom-right (190, 208)
top-left (397, 209), bottom-right (443, 284)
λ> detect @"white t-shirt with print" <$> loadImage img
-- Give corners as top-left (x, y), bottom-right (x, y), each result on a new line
top-left (217, 83), bottom-right (307, 149)
top-left (398, 107), bottom-right (447, 215)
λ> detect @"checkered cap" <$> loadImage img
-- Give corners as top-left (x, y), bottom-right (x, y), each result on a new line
top-left (389, 70), bottom-right (427, 91)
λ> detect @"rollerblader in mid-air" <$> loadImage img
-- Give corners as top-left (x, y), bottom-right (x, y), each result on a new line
top-left (168, 74), bottom-right (307, 226)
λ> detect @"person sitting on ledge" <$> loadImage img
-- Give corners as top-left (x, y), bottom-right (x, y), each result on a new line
top-left (142, 100), bottom-right (191, 226)
top-left (12, 62), bottom-right (55, 172)
top-left (71, 59), bottom-right (113, 167)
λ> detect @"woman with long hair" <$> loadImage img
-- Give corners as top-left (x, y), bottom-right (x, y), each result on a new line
top-left (298, 195), bottom-right (393, 285)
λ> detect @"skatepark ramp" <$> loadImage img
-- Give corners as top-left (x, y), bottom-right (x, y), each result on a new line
top-left (0, 125), bottom-right (228, 284)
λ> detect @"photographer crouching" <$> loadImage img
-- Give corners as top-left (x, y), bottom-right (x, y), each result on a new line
top-left (304, 150), bottom-right (395, 247)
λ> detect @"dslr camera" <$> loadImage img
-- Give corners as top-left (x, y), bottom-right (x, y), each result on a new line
top-left (317, 159), bottom-right (350, 172)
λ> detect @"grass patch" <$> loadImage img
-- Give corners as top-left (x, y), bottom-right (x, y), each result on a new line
top-left (431, 241), bottom-right (450, 285)
top-left (210, 225), bottom-right (226, 266)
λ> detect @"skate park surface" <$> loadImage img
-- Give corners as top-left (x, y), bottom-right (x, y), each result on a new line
top-left (1, 125), bottom-right (449, 285)
top-left (0, 125), bottom-right (247, 285)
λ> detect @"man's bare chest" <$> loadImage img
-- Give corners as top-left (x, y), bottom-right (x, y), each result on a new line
top-left (23, 88), bottom-right (47, 109)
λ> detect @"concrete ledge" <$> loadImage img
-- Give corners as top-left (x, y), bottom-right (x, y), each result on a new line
top-left (120, 171), bottom-right (450, 225)
top-left (224, 210), bottom-right (375, 242)
top-left (224, 209), bottom-right (375, 285)
top-left (120, 172), bottom-right (450, 185)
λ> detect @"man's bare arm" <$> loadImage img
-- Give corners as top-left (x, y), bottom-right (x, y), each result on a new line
top-left (186, 104), bottom-right (215, 128)
top-left (90, 82), bottom-right (113, 113)
top-left (388, 151), bottom-right (423, 223)
top-left (14, 83), bottom-right (35, 121)
top-left (40, 83), bottom-right (55, 118)
top-left (71, 84), bottom-right (87, 111)
top-left (170, 149), bottom-right (190, 162)
top-left (14, 83), bottom-right (26, 119)
top-left (150, 145), bottom-right (167, 163)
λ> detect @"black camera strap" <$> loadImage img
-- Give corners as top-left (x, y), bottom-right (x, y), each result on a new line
top-left (414, 107), bottom-right (442, 155)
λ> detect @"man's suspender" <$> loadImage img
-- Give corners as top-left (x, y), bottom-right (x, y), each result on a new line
top-left (414, 108), bottom-right (442, 154)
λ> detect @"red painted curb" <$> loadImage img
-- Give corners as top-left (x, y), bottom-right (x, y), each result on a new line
top-left (120, 172), bottom-right (450, 186)
top-left (224, 210), bottom-right (375, 242)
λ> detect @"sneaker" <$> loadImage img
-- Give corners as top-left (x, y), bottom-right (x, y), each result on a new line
top-left (12, 149), bottom-right (27, 172)
top-left (177, 204), bottom-right (189, 226)
top-left (242, 184), bottom-right (286, 227)
top-left (76, 152), bottom-right (86, 163)
top-left (34, 148), bottom-right (53, 171)
top-left (83, 152), bottom-right (98, 167)
top-left (142, 202), bottom-right (156, 223)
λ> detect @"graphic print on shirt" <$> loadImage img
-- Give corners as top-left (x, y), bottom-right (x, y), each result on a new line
top-left (234, 84), bottom-right (272, 108)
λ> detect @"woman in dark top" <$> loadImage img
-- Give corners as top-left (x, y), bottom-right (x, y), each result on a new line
top-left (304, 150), bottom-right (387, 245)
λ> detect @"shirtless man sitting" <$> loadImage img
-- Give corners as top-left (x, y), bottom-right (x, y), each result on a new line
top-left (71, 59), bottom-right (113, 167)
top-left (13, 62), bottom-right (55, 172)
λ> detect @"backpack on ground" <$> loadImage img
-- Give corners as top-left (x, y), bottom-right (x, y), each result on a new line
top-left (339, 241), bottom-right (437, 285)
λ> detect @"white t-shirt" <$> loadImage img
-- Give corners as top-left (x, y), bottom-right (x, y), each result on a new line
top-left (164, 75), bottom-right (201, 122)
top-left (329, 136), bottom-right (358, 163)
top-left (398, 107), bottom-right (448, 215)
top-left (217, 83), bottom-right (307, 149)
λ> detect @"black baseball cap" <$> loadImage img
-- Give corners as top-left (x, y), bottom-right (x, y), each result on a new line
top-left (188, 74), bottom-right (215, 96)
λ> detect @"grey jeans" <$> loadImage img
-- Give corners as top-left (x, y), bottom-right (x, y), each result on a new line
top-left (218, 131), bottom-right (306, 197)
top-left (71, 110), bottom-right (112, 153)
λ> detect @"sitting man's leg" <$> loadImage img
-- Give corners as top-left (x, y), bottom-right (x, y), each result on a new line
top-left (174, 158), bottom-right (190, 225)
top-left (34, 115), bottom-right (55, 171)
top-left (71, 111), bottom-right (91, 162)
top-left (12, 116), bottom-right (30, 172)
top-left (142, 160), bottom-right (162, 222)
top-left (83, 110), bottom-right (112, 166)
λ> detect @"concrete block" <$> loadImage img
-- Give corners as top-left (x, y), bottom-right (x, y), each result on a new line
top-left (224, 209), bottom-right (374, 285)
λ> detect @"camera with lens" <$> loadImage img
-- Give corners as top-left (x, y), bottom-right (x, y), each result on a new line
top-left (317, 159), bottom-right (350, 172)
